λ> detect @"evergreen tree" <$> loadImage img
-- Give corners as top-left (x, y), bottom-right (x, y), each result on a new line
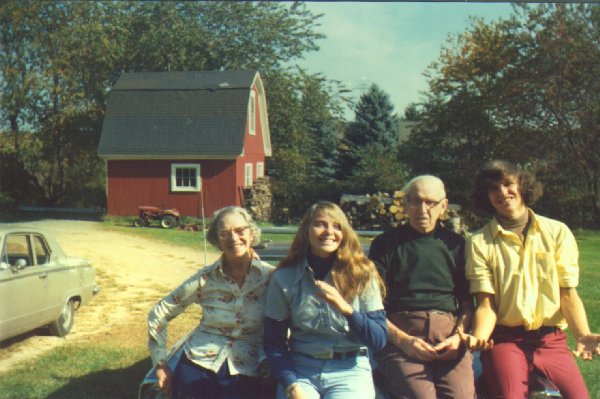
top-left (346, 84), bottom-right (399, 148)
top-left (339, 84), bottom-right (400, 180)
top-left (299, 72), bottom-right (343, 181)
top-left (402, 103), bottom-right (422, 121)
top-left (266, 69), bottom-right (346, 218)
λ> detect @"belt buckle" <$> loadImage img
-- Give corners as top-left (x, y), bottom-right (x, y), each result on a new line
top-left (312, 352), bottom-right (333, 360)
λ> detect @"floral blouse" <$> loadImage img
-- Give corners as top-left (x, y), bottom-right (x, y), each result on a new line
top-left (148, 257), bottom-right (274, 376)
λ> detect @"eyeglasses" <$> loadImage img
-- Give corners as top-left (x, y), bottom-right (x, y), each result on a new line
top-left (407, 198), bottom-right (445, 210)
top-left (217, 226), bottom-right (250, 239)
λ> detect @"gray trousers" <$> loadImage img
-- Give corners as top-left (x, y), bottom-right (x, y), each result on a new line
top-left (374, 311), bottom-right (475, 399)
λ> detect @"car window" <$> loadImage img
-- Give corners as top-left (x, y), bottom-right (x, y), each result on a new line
top-left (32, 235), bottom-right (50, 265)
top-left (0, 247), bottom-right (8, 270)
top-left (5, 234), bottom-right (33, 267)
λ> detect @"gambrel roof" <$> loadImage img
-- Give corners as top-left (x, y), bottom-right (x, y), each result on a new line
top-left (97, 70), bottom-right (271, 159)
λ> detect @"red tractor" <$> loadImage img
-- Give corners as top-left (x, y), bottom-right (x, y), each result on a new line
top-left (133, 206), bottom-right (181, 229)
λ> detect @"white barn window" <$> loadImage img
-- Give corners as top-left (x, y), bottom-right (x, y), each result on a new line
top-left (248, 90), bottom-right (256, 135)
top-left (244, 163), bottom-right (253, 187)
top-left (171, 163), bottom-right (201, 192)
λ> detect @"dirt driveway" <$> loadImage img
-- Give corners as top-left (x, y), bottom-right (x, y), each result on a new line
top-left (0, 220), bottom-right (219, 374)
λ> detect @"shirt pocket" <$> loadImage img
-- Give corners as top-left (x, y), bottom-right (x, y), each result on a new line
top-left (292, 295), bottom-right (328, 331)
top-left (535, 252), bottom-right (556, 277)
top-left (535, 252), bottom-right (557, 300)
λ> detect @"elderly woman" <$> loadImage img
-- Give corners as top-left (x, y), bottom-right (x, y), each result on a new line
top-left (461, 160), bottom-right (600, 399)
top-left (148, 206), bottom-right (274, 399)
top-left (263, 201), bottom-right (387, 399)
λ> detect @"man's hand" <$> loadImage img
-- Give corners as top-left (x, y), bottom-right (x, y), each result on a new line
top-left (573, 334), bottom-right (600, 360)
top-left (432, 333), bottom-right (462, 361)
top-left (398, 335), bottom-right (438, 362)
top-left (156, 364), bottom-right (173, 398)
top-left (458, 328), bottom-right (494, 351)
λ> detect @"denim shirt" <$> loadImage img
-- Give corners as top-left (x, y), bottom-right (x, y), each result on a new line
top-left (264, 257), bottom-right (384, 358)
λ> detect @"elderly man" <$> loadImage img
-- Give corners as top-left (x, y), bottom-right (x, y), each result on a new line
top-left (369, 175), bottom-right (474, 399)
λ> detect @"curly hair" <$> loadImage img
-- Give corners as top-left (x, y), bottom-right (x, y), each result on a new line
top-left (472, 160), bottom-right (543, 214)
top-left (206, 206), bottom-right (260, 250)
top-left (278, 201), bottom-right (386, 302)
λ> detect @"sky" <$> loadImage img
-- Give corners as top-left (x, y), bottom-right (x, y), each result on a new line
top-left (296, 2), bottom-right (516, 119)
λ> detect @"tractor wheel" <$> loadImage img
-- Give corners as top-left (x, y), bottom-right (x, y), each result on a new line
top-left (160, 215), bottom-right (177, 229)
top-left (133, 218), bottom-right (146, 227)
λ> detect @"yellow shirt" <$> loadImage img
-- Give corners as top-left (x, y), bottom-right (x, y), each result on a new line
top-left (466, 210), bottom-right (579, 330)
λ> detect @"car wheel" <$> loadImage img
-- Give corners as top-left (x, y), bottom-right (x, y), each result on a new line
top-left (133, 218), bottom-right (146, 227)
top-left (160, 215), bottom-right (177, 229)
top-left (48, 299), bottom-right (75, 337)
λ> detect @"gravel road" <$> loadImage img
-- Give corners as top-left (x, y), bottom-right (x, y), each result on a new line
top-left (0, 220), bottom-right (219, 373)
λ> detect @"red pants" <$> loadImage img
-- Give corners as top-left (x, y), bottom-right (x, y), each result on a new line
top-left (482, 326), bottom-right (589, 399)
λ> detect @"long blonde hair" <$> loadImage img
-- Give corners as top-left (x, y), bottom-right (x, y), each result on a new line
top-left (278, 201), bottom-right (386, 302)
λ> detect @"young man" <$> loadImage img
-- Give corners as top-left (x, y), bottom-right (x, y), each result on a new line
top-left (369, 175), bottom-right (474, 399)
top-left (462, 160), bottom-right (600, 399)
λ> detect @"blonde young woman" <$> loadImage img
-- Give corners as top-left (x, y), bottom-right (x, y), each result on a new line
top-left (263, 201), bottom-right (387, 399)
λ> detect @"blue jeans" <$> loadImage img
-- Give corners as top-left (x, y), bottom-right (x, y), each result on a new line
top-left (276, 352), bottom-right (375, 399)
top-left (173, 355), bottom-right (261, 399)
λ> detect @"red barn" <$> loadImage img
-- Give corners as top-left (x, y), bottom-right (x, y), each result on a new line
top-left (97, 70), bottom-right (271, 217)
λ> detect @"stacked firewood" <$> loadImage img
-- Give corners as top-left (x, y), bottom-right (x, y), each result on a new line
top-left (340, 191), bottom-right (408, 230)
top-left (243, 176), bottom-right (272, 222)
top-left (340, 192), bottom-right (466, 233)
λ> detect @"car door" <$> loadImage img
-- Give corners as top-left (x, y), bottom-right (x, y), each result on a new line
top-left (31, 234), bottom-right (66, 322)
top-left (0, 233), bottom-right (46, 340)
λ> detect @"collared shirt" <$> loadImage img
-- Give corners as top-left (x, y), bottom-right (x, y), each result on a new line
top-left (148, 258), bottom-right (274, 376)
top-left (264, 257), bottom-right (384, 358)
top-left (466, 209), bottom-right (579, 330)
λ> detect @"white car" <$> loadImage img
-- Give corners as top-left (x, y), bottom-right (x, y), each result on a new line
top-left (0, 225), bottom-right (100, 341)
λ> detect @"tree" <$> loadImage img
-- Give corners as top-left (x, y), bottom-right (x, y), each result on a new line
top-left (339, 84), bottom-right (402, 190)
top-left (346, 143), bottom-right (408, 194)
top-left (1, 2), bottom-right (128, 206)
top-left (265, 69), bottom-right (347, 218)
top-left (402, 103), bottom-right (422, 121)
top-left (118, 2), bottom-right (323, 74)
top-left (298, 70), bottom-right (346, 181)
top-left (0, 1), bottom-right (325, 209)
top-left (404, 4), bottom-right (600, 227)
top-left (345, 84), bottom-right (399, 149)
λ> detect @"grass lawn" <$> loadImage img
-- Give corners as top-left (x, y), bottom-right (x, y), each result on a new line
top-left (101, 215), bottom-right (298, 246)
top-left (0, 223), bottom-right (599, 398)
top-left (571, 230), bottom-right (600, 394)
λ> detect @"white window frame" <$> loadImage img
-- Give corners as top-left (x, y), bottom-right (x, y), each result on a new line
top-left (256, 162), bottom-right (264, 178)
top-left (244, 163), bottom-right (253, 187)
top-left (248, 90), bottom-right (256, 135)
top-left (171, 163), bottom-right (201, 192)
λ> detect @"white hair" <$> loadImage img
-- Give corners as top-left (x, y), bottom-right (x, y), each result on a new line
top-left (402, 175), bottom-right (446, 202)
top-left (206, 206), bottom-right (260, 250)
